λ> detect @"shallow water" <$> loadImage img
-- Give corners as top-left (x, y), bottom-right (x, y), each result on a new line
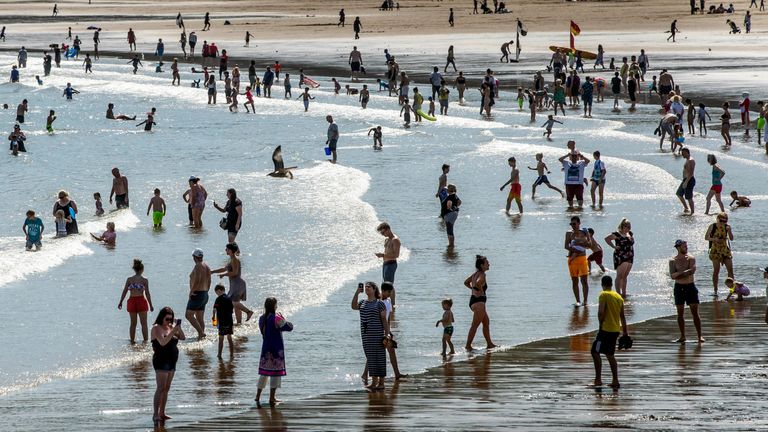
top-left (1, 52), bottom-right (767, 430)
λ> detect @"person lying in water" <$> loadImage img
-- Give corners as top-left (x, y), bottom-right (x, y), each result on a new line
top-left (106, 103), bottom-right (136, 120)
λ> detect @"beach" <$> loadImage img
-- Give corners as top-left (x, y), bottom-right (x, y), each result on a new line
top-left (1, 1), bottom-right (768, 431)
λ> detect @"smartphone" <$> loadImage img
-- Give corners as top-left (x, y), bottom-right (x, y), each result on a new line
top-left (175, 318), bottom-right (182, 326)
top-left (358, 282), bottom-right (364, 292)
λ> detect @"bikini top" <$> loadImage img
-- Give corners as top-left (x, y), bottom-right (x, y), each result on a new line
top-left (128, 282), bottom-right (145, 290)
top-left (471, 273), bottom-right (487, 296)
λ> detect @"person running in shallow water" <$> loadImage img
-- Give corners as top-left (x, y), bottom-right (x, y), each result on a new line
top-left (499, 157), bottom-right (523, 214)
top-left (669, 240), bottom-right (704, 343)
top-left (464, 255), bottom-right (497, 351)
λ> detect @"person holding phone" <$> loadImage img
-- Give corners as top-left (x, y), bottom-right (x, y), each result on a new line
top-left (151, 307), bottom-right (186, 427)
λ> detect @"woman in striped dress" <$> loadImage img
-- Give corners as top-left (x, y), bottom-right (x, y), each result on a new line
top-left (351, 281), bottom-right (389, 391)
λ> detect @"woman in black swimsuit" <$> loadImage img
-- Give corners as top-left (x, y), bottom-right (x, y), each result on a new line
top-left (151, 307), bottom-right (186, 426)
top-left (463, 255), bottom-right (497, 351)
top-left (604, 218), bottom-right (634, 298)
top-left (52, 190), bottom-right (78, 234)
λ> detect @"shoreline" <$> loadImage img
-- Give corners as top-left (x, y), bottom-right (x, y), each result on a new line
top-left (171, 295), bottom-right (768, 430)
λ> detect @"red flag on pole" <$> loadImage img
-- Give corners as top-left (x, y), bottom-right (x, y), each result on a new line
top-left (570, 20), bottom-right (581, 36)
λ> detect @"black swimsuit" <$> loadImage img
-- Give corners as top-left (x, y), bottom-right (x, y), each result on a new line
top-left (152, 337), bottom-right (179, 371)
top-left (469, 274), bottom-right (488, 308)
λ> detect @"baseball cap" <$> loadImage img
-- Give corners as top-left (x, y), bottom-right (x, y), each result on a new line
top-left (192, 248), bottom-right (204, 258)
top-left (674, 239), bottom-right (686, 248)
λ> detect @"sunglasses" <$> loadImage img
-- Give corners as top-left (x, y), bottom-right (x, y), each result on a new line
top-left (164, 317), bottom-right (174, 322)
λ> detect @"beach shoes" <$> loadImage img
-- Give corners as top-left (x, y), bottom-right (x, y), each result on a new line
top-left (618, 334), bottom-right (633, 350)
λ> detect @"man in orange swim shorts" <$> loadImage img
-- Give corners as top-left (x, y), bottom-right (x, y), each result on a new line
top-left (565, 216), bottom-right (591, 306)
top-left (499, 156), bottom-right (523, 214)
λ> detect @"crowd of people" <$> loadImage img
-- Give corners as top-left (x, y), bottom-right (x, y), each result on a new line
top-left (5, 3), bottom-right (768, 428)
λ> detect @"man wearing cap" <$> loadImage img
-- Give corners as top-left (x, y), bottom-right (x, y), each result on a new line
top-left (186, 248), bottom-right (212, 339)
top-left (669, 240), bottom-right (704, 343)
top-left (109, 167), bottom-right (129, 209)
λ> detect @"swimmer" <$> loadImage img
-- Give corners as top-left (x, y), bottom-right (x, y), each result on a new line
top-left (267, 145), bottom-right (295, 179)
top-left (729, 191), bottom-right (751, 208)
top-left (45, 110), bottom-right (56, 134)
top-left (528, 153), bottom-right (564, 198)
top-left (91, 221), bottom-right (117, 245)
top-left (368, 126), bottom-right (383, 149)
top-left (106, 103), bottom-right (136, 121)
top-left (146, 188), bottom-right (166, 228)
top-left (541, 114), bottom-right (562, 140)
top-left (499, 157), bottom-right (523, 214)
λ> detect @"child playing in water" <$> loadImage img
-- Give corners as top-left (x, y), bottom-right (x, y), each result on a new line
top-left (254, 77), bottom-right (261, 97)
top-left (212, 284), bottom-right (234, 358)
top-left (146, 188), bottom-right (166, 228)
top-left (672, 124), bottom-right (684, 154)
top-left (93, 192), bottom-right (104, 216)
top-left (516, 87), bottom-right (524, 111)
top-left (528, 153), bottom-right (564, 198)
top-left (649, 75), bottom-right (658, 98)
top-left (427, 97), bottom-right (436, 117)
top-left (527, 89), bottom-right (536, 123)
top-left (332, 78), bottom-right (341, 95)
top-left (376, 78), bottom-right (388, 91)
top-left (729, 190), bottom-right (751, 208)
top-left (368, 126), bottom-right (383, 149)
top-left (400, 98), bottom-right (413, 127)
top-left (228, 88), bottom-right (239, 112)
top-left (587, 228), bottom-right (607, 273)
top-left (244, 86), bottom-right (255, 113)
top-left (91, 221), bottom-right (116, 245)
top-left (757, 101), bottom-right (765, 146)
top-left (698, 103), bottom-right (712, 136)
top-left (54, 210), bottom-right (70, 237)
top-left (23, 209), bottom-right (44, 251)
top-left (541, 114), bottom-right (563, 140)
top-left (345, 84), bottom-right (359, 95)
top-left (686, 99), bottom-right (696, 135)
top-left (297, 87), bottom-right (314, 112)
top-left (724, 277), bottom-right (750, 301)
top-left (435, 298), bottom-right (455, 356)
top-left (46, 110), bottom-right (56, 134)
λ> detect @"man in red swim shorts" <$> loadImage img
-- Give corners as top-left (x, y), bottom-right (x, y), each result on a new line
top-left (500, 156), bottom-right (523, 214)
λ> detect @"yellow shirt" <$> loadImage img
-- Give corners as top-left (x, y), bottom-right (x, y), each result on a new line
top-left (599, 290), bottom-right (624, 333)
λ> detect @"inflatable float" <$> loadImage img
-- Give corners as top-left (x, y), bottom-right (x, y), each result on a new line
top-left (416, 109), bottom-right (436, 121)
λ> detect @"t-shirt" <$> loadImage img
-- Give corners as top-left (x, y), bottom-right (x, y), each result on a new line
top-left (611, 77), bottom-right (621, 94)
top-left (382, 298), bottom-right (393, 321)
top-left (214, 294), bottom-right (234, 327)
top-left (581, 81), bottom-right (593, 99)
top-left (327, 123), bottom-right (338, 140)
top-left (562, 161), bottom-right (587, 185)
top-left (599, 290), bottom-right (624, 333)
top-left (592, 160), bottom-right (605, 181)
top-left (430, 72), bottom-right (442, 86)
top-left (24, 217), bottom-right (44, 241)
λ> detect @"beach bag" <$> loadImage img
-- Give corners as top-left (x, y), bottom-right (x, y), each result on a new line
top-left (219, 217), bottom-right (228, 230)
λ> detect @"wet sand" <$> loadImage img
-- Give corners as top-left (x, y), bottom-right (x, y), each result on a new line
top-left (171, 296), bottom-right (768, 430)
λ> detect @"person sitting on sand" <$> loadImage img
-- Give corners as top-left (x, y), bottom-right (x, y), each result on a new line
top-left (724, 277), bottom-right (750, 301)
top-left (91, 221), bottom-right (117, 245)
top-left (729, 190), bottom-right (751, 208)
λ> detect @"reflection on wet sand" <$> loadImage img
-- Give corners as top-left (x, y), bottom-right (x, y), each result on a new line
top-left (171, 298), bottom-right (768, 431)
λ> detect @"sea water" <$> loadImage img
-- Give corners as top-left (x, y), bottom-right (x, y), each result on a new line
top-left (0, 52), bottom-right (767, 431)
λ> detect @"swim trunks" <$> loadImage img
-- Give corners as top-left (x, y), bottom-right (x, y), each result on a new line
top-left (673, 282), bottom-right (700, 306)
top-left (186, 291), bottom-right (209, 311)
top-left (218, 324), bottom-right (233, 336)
top-left (675, 177), bottom-right (696, 200)
top-left (152, 211), bottom-right (164, 226)
top-left (46, 125), bottom-right (53, 133)
top-left (591, 330), bottom-right (619, 355)
top-left (16, 115), bottom-right (24, 123)
top-left (565, 184), bottom-right (584, 202)
top-left (350, 61), bottom-right (361, 72)
top-left (25, 239), bottom-right (42, 250)
top-left (127, 296), bottom-right (149, 313)
top-left (568, 255), bottom-right (589, 278)
top-left (758, 117), bottom-right (765, 131)
top-left (533, 175), bottom-right (549, 186)
top-left (587, 250), bottom-right (604, 266)
top-left (443, 325), bottom-right (454, 336)
top-left (115, 194), bottom-right (129, 208)
top-left (507, 183), bottom-right (522, 200)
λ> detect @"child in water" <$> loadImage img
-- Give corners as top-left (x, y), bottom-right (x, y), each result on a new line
top-left (368, 126), bottom-right (383, 149)
top-left (427, 97), bottom-right (436, 117)
top-left (587, 228), bottom-right (607, 273)
top-left (212, 284), bottom-right (234, 358)
top-left (686, 99), bottom-right (696, 135)
top-left (54, 209), bottom-right (71, 237)
top-left (756, 101), bottom-right (765, 146)
top-left (46, 110), bottom-right (56, 134)
top-left (698, 103), bottom-right (712, 136)
top-left (146, 188), bottom-right (166, 227)
top-left (93, 192), bottom-right (104, 216)
top-left (729, 191), bottom-right (751, 208)
top-left (541, 114), bottom-right (563, 140)
top-left (400, 97), bottom-right (413, 127)
top-left (243, 86), bottom-right (255, 113)
top-left (516, 87), bottom-right (524, 111)
top-left (435, 298), bottom-right (455, 356)
top-left (724, 277), bottom-right (750, 301)
top-left (298, 87), bottom-right (315, 112)
top-left (91, 221), bottom-right (116, 245)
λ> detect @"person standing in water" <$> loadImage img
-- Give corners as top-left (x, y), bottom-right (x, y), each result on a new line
top-left (109, 167), bottom-right (129, 209)
top-left (348, 46), bottom-right (363, 82)
top-left (604, 219), bottom-right (635, 299)
top-left (326, 115), bottom-right (339, 163)
top-left (189, 176), bottom-right (207, 228)
top-left (565, 216), bottom-right (591, 306)
top-left (670, 240), bottom-right (704, 343)
top-left (676, 147), bottom-right (696, 214)
top-left (151, 307), bottom-right (185, 427)
top-left (375, 222), bottom-right (401, 307)
top-left (499, 156), bottom-right (523, 215)
top-left (464, 255), bottom-right (497, 351)
top-left (704, 154), bottom-right (725, 214)
top-left (212, 242), bottom-right (254, 323)
top-left (704, 212), bottom-right (734, 296)
top-left (186, 248), bottom-right (211, 339)
top-left (118, 258), bottom-right (154, 343)
top-left (255, 297), bottom-right (293, 407)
